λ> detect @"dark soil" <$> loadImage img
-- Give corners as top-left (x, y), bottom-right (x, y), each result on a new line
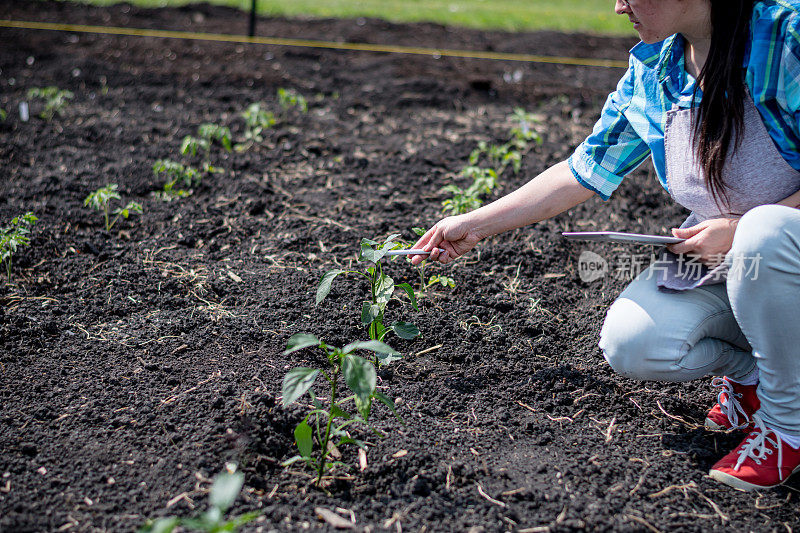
top-left (1, 2), bottom-right (798, 531)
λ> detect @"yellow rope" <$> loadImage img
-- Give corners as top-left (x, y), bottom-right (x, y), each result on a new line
top-left (0, 19), bottom-right (628, 69)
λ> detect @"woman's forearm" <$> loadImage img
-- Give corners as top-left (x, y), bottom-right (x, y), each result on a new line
top-left (467, 160), bottom-right (597, 240)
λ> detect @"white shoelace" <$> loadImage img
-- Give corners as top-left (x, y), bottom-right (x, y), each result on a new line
top-left (734, 414), bottom-right (784, 480)
top-left (712, 377), bottom-right (750, 429)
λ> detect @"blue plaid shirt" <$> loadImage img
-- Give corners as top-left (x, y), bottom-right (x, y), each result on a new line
top-left (569, 0), bottom-right (800, 200)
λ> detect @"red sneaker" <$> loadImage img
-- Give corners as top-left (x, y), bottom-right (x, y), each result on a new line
top-left (705, 377), bottom-right (760, 431)
top-left (709, 415), bottom-right (800, 491)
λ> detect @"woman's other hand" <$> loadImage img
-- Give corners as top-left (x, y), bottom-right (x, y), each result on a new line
top-left (410, 214), bottom-right (483, 265)
top-left (666, 217), bottom-right (739, 266)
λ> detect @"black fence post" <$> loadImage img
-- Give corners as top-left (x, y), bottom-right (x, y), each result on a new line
top-left (248, 0), bottom-right (257, 37)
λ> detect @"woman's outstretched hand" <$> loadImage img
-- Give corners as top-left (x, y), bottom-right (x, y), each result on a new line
top-left (666, 217), bottom-right (739, 266)
top-left (410, 214), bottom-right (483, 265)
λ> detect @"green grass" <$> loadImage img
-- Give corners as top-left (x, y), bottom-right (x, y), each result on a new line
top-left (60, 0), bottom-right (636, 36)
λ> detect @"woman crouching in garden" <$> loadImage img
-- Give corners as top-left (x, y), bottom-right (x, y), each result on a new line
top-left (412, 0), bottom-right (800, 491)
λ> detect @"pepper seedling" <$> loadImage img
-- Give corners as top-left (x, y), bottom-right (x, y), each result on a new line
top-left (26, 87), bottom-right (74, 120)
top-left (181, 123), bottom-right (233, 173)
top-left (0, 108), bottom-right (6, 122)
top-left (0, 212), bottom-right (37, 282)
top-left (84, 184), bottom-right (143, 231)
top-left (395, 227), bottom-right (456, 296)
top-left (277, 88), bottom-right (308, 115)
top-left (139, 466), bottom-right (259, 533)
top-left (510, 107), bottom-right (543, 147)
top-left (152, 159), bottom-right (201, 201)
top-left (281, 333), bottom-right (402, 486)
top-left (316, 234), bottom-right (419, 349)
top-left (235, 102), bottom-right (276, 152)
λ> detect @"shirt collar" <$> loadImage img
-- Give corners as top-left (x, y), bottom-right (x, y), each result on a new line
top-left (631, 34), bottom-right (700, 107)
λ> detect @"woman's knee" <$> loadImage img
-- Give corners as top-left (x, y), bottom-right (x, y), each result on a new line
top-left (599, 296), bottom-right (665, 381)
top-left (730, 204), bottom-right (800, 261)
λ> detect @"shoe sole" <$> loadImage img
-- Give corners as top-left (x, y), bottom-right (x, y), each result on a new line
top-left (704, 417), bottom-right (751, 433)
top-left (704, 417), bottom-right (728, 431)
top-left (709, 465), bottom-right (800, 492)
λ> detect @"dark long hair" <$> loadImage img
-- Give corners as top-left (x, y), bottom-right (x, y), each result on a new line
top-left (693, 0), bottom-right (755, 209)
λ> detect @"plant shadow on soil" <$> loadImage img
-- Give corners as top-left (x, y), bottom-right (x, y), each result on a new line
top-left (1, 1), bottom-right (799, 531)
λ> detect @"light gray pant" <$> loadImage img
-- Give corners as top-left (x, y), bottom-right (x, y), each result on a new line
top-left (599, 204), bottom-right (800, 435)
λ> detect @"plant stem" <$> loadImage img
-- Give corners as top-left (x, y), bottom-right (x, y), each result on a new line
top-left (104, 204), bottom-right (110, 231)
top-left (317, 367), bottom-right (338, 486)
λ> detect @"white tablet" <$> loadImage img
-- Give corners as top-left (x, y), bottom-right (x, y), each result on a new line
top-left (561, 231), bottom-right (685, 245)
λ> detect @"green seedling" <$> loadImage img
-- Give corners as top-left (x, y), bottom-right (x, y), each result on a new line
top-left (140, 466), bottom-right (259, 533)
top-left (398, 227), bottom-right (456, 295)
top-left (282, 333), bottom-right (402, 486)
top-left (461, 166), bottom-right (499, 195)
top-left (235, 103), bottom-right (276, 151)
top-left (510, 107), bottom-right (543, 147)
top-left (316, 234), bottom-right (419, 347)
top-left (26, 87), bottom-right (74, 120)
top-left (84, 184), bottom-right (143, 231)
top-left (153, 159), bottom-right (200, 201)
top-left (441, 184), bottom-right (483, 215)
top-left (277, 88), bottom-right (308, 114)
top-left (427, 274), bottom-right (456, 289)
top-left (181, 123), bottom-right (232, 173)
top-left (0, 212), bottom-right (37, 281)
top-left (0, 108), bottom-right (6, 122)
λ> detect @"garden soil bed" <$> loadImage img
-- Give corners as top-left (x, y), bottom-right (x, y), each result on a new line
top-left (1, 1), bottom-right (798, 531)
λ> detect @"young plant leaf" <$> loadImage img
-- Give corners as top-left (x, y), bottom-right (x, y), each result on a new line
top-left (396, 282), bottom-right (418, 310)
top-left (374, 391), bottom-right (404, 424)
top-left (359, 240), bottom-right (381, 263)
top-left (282, 367), bottom-right (321, 405)
top-left (370, 320), bottom-right (386, 343)
top-left (294, 420), bottom-right (313, 458)
top-left (208, 471), bottom-right (244, 512)
top-left (283, 333), bottom-right (320, 354)
top-left (354, 394), bottom-right (372, 421)
top-left (330, 404), bottom-right (351, 420)
top-left (342, 354), bottom-right (376, 420)
top-left (375, 274), bottom-right (394, 305)
top-left (316, 269), bottom-right (345, 305)
top-left (361, 302), bottom-right (380, 325)
top-left (342, 340), bottom-right (399, 357)
top-left (390, 321), bottom-right (420, 340)
top-left (376, 350), bottom-right (402, 365)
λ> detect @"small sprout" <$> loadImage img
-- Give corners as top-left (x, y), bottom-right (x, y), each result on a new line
top-left (236, 102), bottom-right (276, 151)
top-left (428, 275), bottom-right (456, 289)
top-left (277, 88), bottom-right (308, 114)
top-left (153, 159), bottom-right (200, 201)
top-left (281, 333), bottom-right (402, 486)
top-left (396, 228), bottom-right (455, 296)
top-left (0, 212), bottom-right (37, 281)
top-left (316, 234), bottom-right (419, 349)
top-left (26, 86), bottom-right (74, 120)
top-left (139, 466), bottom-right (260, 532)
top-left (510, 107), bottom-right (543, 146)
top-left (0, 108), bottom-right (6, 122)
top-left (84, 184), bottom-right (143, 231)
top-left (181, 123), bottom-right (232, 172)
top-left (441, 184), bottom-right (483, 215)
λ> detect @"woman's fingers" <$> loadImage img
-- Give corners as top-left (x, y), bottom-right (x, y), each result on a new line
top-left (410, 225), bottom-right (438, 265)
top-left (667, 238), bottom-right (697, 255)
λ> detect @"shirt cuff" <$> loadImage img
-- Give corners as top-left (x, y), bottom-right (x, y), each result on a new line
top-left (568, 149), bottom-right (624, 201)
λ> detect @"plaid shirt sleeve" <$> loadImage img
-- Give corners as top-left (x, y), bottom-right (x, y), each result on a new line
top-left (568, 59), bottom-right (652, 200)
